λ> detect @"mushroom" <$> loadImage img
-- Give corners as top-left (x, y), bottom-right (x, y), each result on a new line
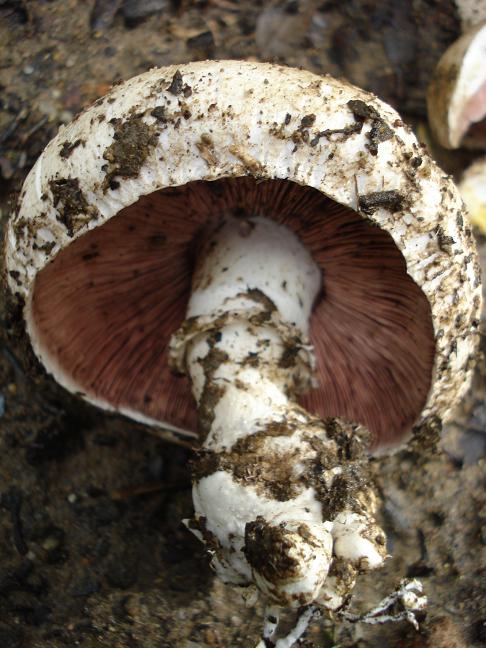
top-left (5, 61), bottom-right (481, 644)
top-left (459, 155), bottom-right (486, 233)
top-left (427, 21), bottom-right (486, 149)
top-left (456, 1), bottom-right (486, 31)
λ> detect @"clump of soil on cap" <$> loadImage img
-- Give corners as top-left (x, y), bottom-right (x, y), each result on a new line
top-left (49, 177), bottom-right (99, 236)
top-left (102, 115), bottom-right (159, 191)
top-left (1, 1), bottom-right (486, 647)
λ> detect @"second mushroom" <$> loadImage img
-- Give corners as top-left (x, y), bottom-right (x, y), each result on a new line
top-left (5, 61), bottom-right (481, 644)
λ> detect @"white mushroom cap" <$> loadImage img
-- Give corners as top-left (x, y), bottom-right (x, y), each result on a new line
top-left (427, 21), bottom-right (486, 149)
top-left (5, 60), bottom-right (481, 450)
top-left (456, 0), bottom-right (486, 31)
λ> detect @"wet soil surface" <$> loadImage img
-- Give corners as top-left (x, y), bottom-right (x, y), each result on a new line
top-left (1, 1), bottom-right (486, 647)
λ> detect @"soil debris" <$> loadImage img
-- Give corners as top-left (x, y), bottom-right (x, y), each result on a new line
top-left (102, 115), bottom-right (158, 191)
top-left (49, 177), bottom-right (98, 236)
top-left (358, 189), bottom-right (405, 214)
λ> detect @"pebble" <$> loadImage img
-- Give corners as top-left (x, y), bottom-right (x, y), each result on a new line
top-left (38, 526), bottom-right (65, 562)
top-left (187, 30), bottom-right (215, 54)
top-left (17, 151), bottom-right (27, 169)
top-left (37, 99), bottom-right (58, 120)
top-left (255, 2), bottom-right (313, 60)
top-left (90, 0), bottom-right (122, 31)
top-left (42, 536), bottom-right (60, 551)
top-left (203, 627), bottom-right (220, 645)
top-left (59, 110), bottom-right (74, 124)
top-left (122, 0), bottom-right (169, 20)
top-left (0, 158), bottom-right (14, 180)
top-left (470, 399), bottom-right (486, 433)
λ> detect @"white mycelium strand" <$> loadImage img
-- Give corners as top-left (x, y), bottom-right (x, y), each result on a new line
top-left (256, 606), bottom-right (321, 648)
top-left (170, 215), bottom-right (388, 642)
top-left (261, 605), bottom-right (280, 642)
top-left (341, 578), bottom-right (427, 630)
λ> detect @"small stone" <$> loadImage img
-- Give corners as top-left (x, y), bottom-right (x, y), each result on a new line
top-left (36, 526), bottom-right (66, 565)
top-left (187, 31), bottom-right (215, 54)
top-left (42, 536), bottom-right (59, 551)
top-left (59, 110), bottom-right (74, 124)
top-left (204, 627), bottom-right (220, 645)
top-left (122, 0), bottom-right (168, 20)
top-left (0, 158), bottom-right (14, 180)
top-left (37, 99), bottom-right (58, 120)
top-left (90, 0), bottom-right (122, 31)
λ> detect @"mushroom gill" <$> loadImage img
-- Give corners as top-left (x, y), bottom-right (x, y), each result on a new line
top-left (30, 177), bottom-right (435, 450)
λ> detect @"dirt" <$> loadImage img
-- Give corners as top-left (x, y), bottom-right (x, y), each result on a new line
top-left (358, 190), bottom-right (406, 216)
top-left (1, 1), bottom-right (486, 647)
top-left (49, 177), bottom-right (98, 236)
top-left (101, 115), bottom-right (159, 191)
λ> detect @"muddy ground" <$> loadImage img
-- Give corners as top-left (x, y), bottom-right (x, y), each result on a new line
top-left (1, 1), bottom-right (486, 647)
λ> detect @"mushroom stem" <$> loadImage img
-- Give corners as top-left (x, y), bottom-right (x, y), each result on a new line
top-left (170, 215), bottom-right (387, 622)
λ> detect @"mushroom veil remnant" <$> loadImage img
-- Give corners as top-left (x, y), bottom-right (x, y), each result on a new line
top-left (5, 61), bottom-right (481, 645)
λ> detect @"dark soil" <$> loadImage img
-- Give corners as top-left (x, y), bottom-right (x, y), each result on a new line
top-left (1, 2), bottom-right (485, 647)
